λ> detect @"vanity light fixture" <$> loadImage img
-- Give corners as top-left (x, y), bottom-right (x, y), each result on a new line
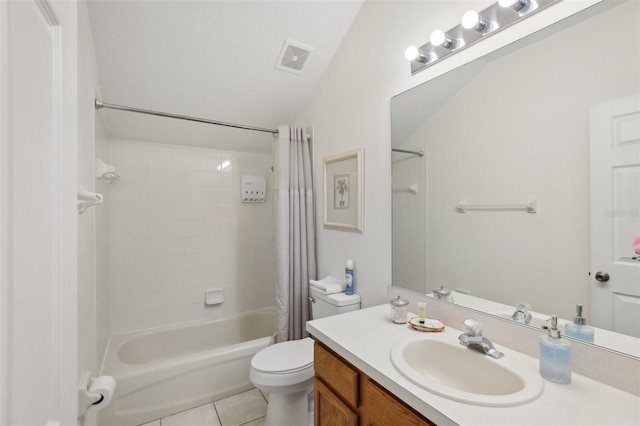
top-left (461, 10), bottom-right (490, 32)
top-left (405, 0), bottom-right (556, 75)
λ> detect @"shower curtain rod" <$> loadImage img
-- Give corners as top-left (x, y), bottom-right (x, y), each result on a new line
top-left (392, 148), bottom-right (424, 157)
top-left (95, 99), bottom-right (279, 136)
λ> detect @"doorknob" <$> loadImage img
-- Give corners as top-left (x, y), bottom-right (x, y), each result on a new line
top-left (595, 271), bottom-right (610, 282)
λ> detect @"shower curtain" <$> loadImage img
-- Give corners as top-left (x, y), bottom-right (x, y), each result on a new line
top-left (273, 125), bottom-right (316, 342)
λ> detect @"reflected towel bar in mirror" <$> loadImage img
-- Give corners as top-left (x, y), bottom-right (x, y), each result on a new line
top-left (456, 196), bottom-right (537, 213)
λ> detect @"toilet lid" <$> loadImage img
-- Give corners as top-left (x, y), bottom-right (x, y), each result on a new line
top-left (251, 337), bottom-right (314, 374)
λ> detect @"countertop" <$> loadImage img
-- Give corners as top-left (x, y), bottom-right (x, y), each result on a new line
top-left (306, 304), bottom-right (640, 426)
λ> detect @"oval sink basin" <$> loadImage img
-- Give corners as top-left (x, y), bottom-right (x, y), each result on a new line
top-left (391, 335), bottom-right (543, 406)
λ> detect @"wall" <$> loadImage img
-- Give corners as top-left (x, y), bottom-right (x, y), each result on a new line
top-left (77, 2), bottom-right (104, 424)
top-left (296, 0), bottom-right (608, 308)
top-left (392, 150), bottom-right (426, 291)
top-left (296, 0), bottom-right (495, 307)
top-left (108, 140), bottom-right (274, 333)
top-left (95, 115), bottom-right (111, 361)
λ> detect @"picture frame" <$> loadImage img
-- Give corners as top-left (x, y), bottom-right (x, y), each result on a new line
top-left (323, 149), bottom-right (364, 233)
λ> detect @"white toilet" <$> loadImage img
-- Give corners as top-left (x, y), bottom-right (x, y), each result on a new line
top-left (250, 288), bottom-right (361, 426)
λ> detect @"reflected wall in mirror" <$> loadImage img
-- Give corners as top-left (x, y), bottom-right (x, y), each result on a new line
top-left (392, 0), bottom-right (640, 355)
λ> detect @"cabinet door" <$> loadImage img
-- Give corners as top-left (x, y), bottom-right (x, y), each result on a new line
top-left (362, 379), bottom-right (434, 426)
top-left (315, 378), bottom-right (358, 426)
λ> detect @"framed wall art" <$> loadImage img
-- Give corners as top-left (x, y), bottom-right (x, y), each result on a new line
top-left (323, 149), bottom-right (363, 233)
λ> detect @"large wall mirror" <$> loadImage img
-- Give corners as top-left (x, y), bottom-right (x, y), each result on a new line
top-left (391, 0), bottom-right (640, 357)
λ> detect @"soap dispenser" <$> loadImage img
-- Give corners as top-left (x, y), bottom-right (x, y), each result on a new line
top-left (564, 304), bottom-right (595, 343)
top-left (539, 315), bottom-right (571, 384)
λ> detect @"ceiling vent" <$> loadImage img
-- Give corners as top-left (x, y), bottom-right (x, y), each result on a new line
top-left (275, 40), bottom-right (313, 75)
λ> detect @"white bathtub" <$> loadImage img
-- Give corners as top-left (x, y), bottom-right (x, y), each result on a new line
top-left (99, 308), bottom-right (277, 426)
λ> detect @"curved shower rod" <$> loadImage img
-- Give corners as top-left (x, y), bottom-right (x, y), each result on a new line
top-left (95, 99), bottom-right (279, 136)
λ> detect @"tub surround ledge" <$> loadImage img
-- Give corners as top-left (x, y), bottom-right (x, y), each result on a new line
top-left (306, 304), bottom-right (640, 426)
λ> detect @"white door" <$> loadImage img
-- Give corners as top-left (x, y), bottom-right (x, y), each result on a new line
top-left (0, 1), bottom-right (78, 425)
top-left (590, 94), bottom-right (640, 338)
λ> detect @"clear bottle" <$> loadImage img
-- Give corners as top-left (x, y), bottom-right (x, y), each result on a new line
top-left (345, 259), bottom-right (354, 295)
top-left (539, 315), bottom-right (571, 384)
top-left (564, 304), bottom-right (595, 343)
top-left (389, 295), bottom-right (409, 324)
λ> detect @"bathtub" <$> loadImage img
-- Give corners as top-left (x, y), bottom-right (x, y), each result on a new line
top-left (99, 308), bottom-right (277, 426)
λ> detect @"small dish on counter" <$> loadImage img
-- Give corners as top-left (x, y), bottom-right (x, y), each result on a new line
top-left (409, 317), bottom-right (445, 332)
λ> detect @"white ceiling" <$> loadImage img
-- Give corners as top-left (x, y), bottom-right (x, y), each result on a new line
top-left (87, 0), bottom-right (364, 153)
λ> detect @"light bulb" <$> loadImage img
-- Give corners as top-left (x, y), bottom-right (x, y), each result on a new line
top-left (430, 30), bottom-right (456, 49)
top-left (430, 30), bottom-right (446, 46)
top-left (461, 10), bottom-right (488, 31)
top-left (404, 46), bottom-right (420, 61)
top-left (404, 46), bottom-right (430, 63)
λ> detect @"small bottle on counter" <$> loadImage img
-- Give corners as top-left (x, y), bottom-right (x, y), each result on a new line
top-left (345, 259), bottom-right (354, 295)
top-left (417, 302), bottom-right (426, 324)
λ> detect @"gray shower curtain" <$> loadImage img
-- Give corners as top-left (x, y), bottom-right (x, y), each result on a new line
top-left (273, 125), bottom-right (316, 342)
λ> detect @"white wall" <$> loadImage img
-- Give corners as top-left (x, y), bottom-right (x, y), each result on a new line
top-left (108, 140), bottom-right (274, 333)
top-left (392, 148), bottom-right (427, 292)
top-left (95, 114), bottom-right (111, 361)
top-left (296, 0), bottom-right (619, 309)
top-left (78, 2), bottom-right (104, 424)
top-left (296, 0), bottom-right (495, 307)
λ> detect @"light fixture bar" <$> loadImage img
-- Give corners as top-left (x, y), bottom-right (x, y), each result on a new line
top-left (408, 0), bottom-right (557, 75)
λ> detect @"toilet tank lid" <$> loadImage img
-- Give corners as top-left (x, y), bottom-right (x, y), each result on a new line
top-left (310, 288), bottom-right (361, 307)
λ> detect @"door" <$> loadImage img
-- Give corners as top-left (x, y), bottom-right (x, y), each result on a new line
top-left (0, 1), bottom-right (78, 424)
top-left (590, 94), bottom-right (640, 338)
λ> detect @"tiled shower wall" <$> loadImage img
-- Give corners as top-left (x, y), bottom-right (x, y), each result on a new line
top-left (108, 139), bottom-right (274, 334)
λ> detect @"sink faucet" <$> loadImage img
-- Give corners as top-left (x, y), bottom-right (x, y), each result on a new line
top-left (458, 319), bottom-right (504, 359)
top-left (511, 302), bottom-right (532, 324)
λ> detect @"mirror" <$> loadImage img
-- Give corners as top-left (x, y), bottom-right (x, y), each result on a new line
top-left (391, 1), bottom-right (640, 357)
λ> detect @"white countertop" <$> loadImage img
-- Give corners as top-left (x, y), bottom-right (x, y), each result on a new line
top-left (307, 304), bottom-right (640, 426)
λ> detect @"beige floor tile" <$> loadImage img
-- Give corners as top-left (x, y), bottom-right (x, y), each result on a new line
top-left (140, 420), bottom-right (161, 426)
top-left (161, 403), bottom-right (220, 426)
top-left (214, 388), bottom-right (267, 426)
top-left (240, 417), bottom-right (266, 426)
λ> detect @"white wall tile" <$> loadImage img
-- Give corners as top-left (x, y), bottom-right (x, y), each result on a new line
top-left (188, 156), bottom-right (206, 171)
top-left (108, 140), bottom-right (275, 333)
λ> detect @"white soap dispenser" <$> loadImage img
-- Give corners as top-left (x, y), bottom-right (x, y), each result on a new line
top-left (564, 304), bottom-right (595, 343)
top-left (539, 315), bottom-right (571, 384)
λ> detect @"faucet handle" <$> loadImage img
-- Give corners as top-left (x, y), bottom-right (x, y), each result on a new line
top-left (514, 301), bottom-right (531, 312)
top-left (462, 318), bottom-right (482, 336)
top-left (512, 301), bottom-right (533, 324)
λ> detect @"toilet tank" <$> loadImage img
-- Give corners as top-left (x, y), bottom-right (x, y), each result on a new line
top-left (310, 287), bottom-right (361, 319)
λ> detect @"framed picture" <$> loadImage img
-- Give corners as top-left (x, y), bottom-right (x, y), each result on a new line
top-left (323, 149), bottom-right (364, 233)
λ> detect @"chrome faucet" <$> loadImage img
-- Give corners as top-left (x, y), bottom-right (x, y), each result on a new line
top-left (458, 319), bottom-right (504, 359)
top-left (511, 302), bottom-right (532, 324)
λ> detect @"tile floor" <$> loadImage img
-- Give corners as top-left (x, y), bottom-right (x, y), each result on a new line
top-left (140, 388), bottom-right (267, 426)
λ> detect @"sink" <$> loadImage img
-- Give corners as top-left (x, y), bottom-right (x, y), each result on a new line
top-left (390, 335), bottom-right (544, 406)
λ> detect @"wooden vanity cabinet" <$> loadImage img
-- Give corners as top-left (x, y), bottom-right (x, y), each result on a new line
top-left (314, 341), bottom-right (435, 426)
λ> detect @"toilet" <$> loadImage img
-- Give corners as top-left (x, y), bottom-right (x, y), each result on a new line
top-left (250, 287), bottom-right (361, 426)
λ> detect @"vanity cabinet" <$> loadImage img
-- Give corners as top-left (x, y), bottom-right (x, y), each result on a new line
top-left (314, 341), bottom-right (435, 426)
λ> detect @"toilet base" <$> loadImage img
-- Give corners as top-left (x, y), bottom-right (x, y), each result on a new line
top-left (263, 384), bottom-right (313, 426)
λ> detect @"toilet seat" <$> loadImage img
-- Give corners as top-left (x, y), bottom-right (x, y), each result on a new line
top-left (251, 337), bottom-right (314, 374)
